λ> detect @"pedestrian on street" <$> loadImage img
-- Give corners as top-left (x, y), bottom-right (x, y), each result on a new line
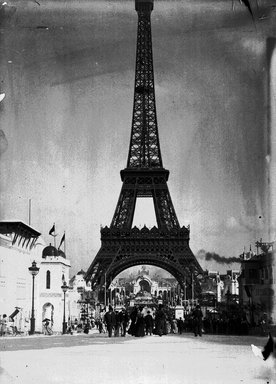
top-left (144, 310), bottom-right (154, 335)
top-left (135, 307), bottom-right (145, 337)
top-left (100, 309), bottom-right (106, 333)
top-left (114, 310), bottom-right (121, 337)
top-left (0, 314), bottom-right (7, 336)
top-left (171, 318), bottom-right (178, 334)
top-left (155, 304), bottom-right (167, 337)
top-left (119, 308), bottom-right (129, 337)
top-left (128, 306), bottom-right (138, 336)
top-left (42, 318), bottom-right (53, 335)
top-left (104, 305), bottom-right (116, 337)
top-left (177, 317), bottom-right (184, 334)
top-left (83, 318), bottom-right (90, 334)
top-left (193, 305), bottom-right (203, 337)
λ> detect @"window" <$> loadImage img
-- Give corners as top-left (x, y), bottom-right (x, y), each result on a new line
top-left (248, 269), bottom-right (258, 280)
top-left (46, 270), bottom-right (51, 289)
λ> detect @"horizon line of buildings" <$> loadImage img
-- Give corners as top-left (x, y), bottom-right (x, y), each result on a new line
top-left (0, 220), bottom-right (275, 334)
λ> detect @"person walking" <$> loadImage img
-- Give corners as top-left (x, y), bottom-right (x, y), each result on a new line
top-left (0, 314), bottom-right (7, 336)
top-left (120, 308), bottom-right (129, 337)
top-left (104, 306), bottom-right (116, 337)
top-left (171, 317), bottom-right (178, 334)
top-left (43, 319), bottom-right (53, 335)
top-left (128, 306), bottom-right (138, 336)
top-left (135, 307), bottom-right (145, 337)
top-left (177, 317), bottom-right (184, 334)
top-left (114, 310), bottom-right (121, 337)
top-left (100, 309), bottom-right (106, 333)
top-left (193, 305), bottom-right (203, 337)
top-left (144, 310), bottom-right (154, 336)
top-left (155, 304), bottom-right (167, 337)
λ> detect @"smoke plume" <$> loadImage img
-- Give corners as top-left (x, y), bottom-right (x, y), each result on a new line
top-left (198, 250), bottom-right (241, 264)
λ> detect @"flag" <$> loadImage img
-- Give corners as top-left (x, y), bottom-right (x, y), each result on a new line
top-left (262, 333), bottom-right (275, 361)
top-left (58, 233), bottom-right (65, 250)
top-left (49, 224), bottom-right (56, 236)
top-left (251, 334), bottom-right (275, 361)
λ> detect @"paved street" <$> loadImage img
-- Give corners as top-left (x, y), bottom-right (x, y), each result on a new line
top-left (0, 333), bottom-right (275, 384)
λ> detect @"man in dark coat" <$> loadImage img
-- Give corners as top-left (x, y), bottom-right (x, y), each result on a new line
top-left (135, 307), bottom-right (145, 337)
top-left (144, 310), bottom-right (154, 336)
top-left (177, 317), bottom-right (184, 335)
top-left (193, 305), bottom-right (203, 337)
top-left (114, 310), bottom-right (121, 337)
top-left (155, 304), bottom-right (167, 337)
top-left (119, 308), bottom-right (129, 337)
top-left (104, 306), bottom-right (116, 337)
top-left (128, 306), bottom-right (138, 336)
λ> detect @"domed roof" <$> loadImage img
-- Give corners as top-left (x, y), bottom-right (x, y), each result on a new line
top-left (58, 249), bottom-right (66, 259)
top-left (42, 244), bottom-right (58, 258)
top-left (77, 269), bottom-right (86, 275)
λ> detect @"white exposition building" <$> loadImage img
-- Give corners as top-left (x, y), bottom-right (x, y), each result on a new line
top-left (0, 221), bottom-right (71, 333)
top-left (39, 245), bottom-right (71, 332)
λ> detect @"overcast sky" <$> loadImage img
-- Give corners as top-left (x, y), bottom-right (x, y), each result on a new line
top-left (0, 0), bottom-right (276, 276)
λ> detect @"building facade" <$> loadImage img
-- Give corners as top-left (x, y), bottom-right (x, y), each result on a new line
top-left (38, 245), bottom-right (71, 333)
top-left (0, 221), bottom-right (42, 333)
top-left (0, 221), bottom-right (72, 334)
top-left (238, 242), bottom-right (275, 325)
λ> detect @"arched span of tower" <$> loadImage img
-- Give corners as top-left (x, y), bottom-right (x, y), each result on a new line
top-left (85, 225), bottom-right (203, 292)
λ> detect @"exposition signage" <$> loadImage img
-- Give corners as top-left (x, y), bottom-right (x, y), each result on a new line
top-left (175, 306), bottom-right (184, 319)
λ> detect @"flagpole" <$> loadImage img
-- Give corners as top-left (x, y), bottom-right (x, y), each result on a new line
top-left (28, 199), bottom-right (31, 226)
top-left (54, 223), bottom-right (56, 249)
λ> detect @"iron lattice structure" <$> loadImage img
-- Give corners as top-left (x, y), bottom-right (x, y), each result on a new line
top-left (85, 0), bottom-right (203, 293)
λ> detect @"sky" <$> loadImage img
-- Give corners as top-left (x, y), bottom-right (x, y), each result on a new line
top-left (0, 0), bottom-right (276, 276)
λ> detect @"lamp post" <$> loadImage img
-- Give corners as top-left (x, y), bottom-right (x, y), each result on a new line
top-left (61, 281), bottom-right (69, 334)
top-left (28, 260), bottom-right (40, 335)
top-left (104, 271), bottom-right (107, 307)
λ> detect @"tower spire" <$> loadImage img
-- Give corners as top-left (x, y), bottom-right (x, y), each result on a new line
top-left (110, 0), bottom-right (179, 230)
top-left (128, 0), bottom-right (162, 169)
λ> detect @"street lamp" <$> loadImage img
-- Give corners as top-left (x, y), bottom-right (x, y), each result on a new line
top-left (61, 281), bottom-right (69, 334)
top-left (104, 271), bottom-right (107, 307)
top-left (28, 260), bottom-right (40, 335)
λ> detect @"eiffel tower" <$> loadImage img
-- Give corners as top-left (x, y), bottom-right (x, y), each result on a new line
top-left (85, 0), bottom-right (203, 297)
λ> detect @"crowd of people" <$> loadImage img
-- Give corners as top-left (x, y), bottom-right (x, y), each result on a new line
top-left (102, 304), bottom-right (166, 338)
top-left (98, 304), bottom-right (204, 338)
top-left (174, 310), bottom-right (254, 336)
top-left (1, 303), bottom-right (261, 337)
top-left (97, 304), bottom-right (255, 338)
top-left (0, 313), bottom-right (27, 336)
